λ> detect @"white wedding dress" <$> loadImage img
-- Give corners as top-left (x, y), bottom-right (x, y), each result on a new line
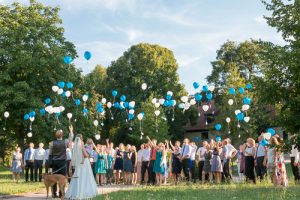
top-left (65, 137), bottom-right (98, 199)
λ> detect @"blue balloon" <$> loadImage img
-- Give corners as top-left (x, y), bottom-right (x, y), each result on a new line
top-left (124, 102), bottom-right (129, 108)
top-left (96, 102), bottom-right (102, 109)
top-left (215, 123), bottom-right (222, 131)
top-left (66, 82), bottom-right (73, 89)
top-left (193, 82), bottom-right (200, 89)
top-left (84, 51), bottom-right (92, 61)
top-left (170, 100), bottom-right (176, 107)
top-left (141, 112), bottom-right (145, 116)
top-left (128, 113), bottom-right (134, 120)
top-left (58, 81), bottom-right (65, 89)
top-left (237, 112), bottom-right (244, 121)
top-left (243, 97), bottom-right (251, 105)
top-left (228, 87), bottom-right (235, 95)
top-left (39, 108), bottom-right (46, 116)
top-left (44, 98), bottom-right (51, 105)
top-left (238, 87), bottom-right (245, 94)
top-left (267, 128), bottom-right (276, 136)
top-left (114, 102), bottom-right (119, 108)
top-left (29, 111), bottom-right (36, 117)
top-left (164, 100), bottom-right (170, 107)
top-left (24, 114), bottom-right (29, 121)
top-left (82, 108), bottom-right (88, 114)
top-left (119, 103), bottom-right (125, 110)
top-left (206, 92), bottom-right (213, 101)
top-left (195, 93), bottom-right (202, 101)
top-left (216, 135), bottom-right (221, 142)
top-left (246, 83), bottom-right (253, 90)
top-left (120, 95), bottom-right (126, 102)
top-left (63, 56), bottom-right (72, 64)
top-left (97, 107), bottom-right (104, 113)
top-left (62, 91), bottom-right (66, 97)
top-left (75, 99), bottom-right (81, 106)
top-left (166, 94), bottom-right (172, 100)
top-left (194, 137), bottom-right (200, 142)
top-left (112, 90), bottom-right (118, 97)
top-left (55, 112), bottom-right (61, 117)
top-left (202, 85), bottom-right (209, 92)
top-left (260, 139), bottom-right (269, 146)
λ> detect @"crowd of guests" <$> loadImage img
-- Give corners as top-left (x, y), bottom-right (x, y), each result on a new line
top-left (10, 133), bottom-right (300, 187)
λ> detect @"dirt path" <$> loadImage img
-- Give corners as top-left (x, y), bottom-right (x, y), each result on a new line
top-left (3, 185), bottom-right (137, 200)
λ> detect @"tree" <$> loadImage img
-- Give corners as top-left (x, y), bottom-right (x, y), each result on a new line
top-left (0, 0), bottom-right (81, 162)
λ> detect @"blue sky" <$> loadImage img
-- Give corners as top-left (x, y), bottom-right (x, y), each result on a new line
top-left (1, 0), bottom-right (283, 93)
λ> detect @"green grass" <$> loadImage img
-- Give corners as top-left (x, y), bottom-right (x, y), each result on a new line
top-left (95, 163), bottom-right (299, 200)
top-left (0, 166), bottom-right (44, 196)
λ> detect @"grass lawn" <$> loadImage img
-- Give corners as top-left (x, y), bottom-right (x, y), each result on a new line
top-left (0, 166), bottom-right (44, 196)
top-left (95, 163), bottom-right (300, 200)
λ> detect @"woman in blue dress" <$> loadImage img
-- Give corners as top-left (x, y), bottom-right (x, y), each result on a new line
top-left (114, 143), bottom-right (124, 184)
top-left (153, 143), bottom-right (166, 185)
top-left (95, 145), bottom-right (107, 186)
top-left (11, 147), bottom-right (23, 183)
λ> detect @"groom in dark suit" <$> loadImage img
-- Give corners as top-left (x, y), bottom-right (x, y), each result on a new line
top-left (49, 126), bottom-right (73, 198)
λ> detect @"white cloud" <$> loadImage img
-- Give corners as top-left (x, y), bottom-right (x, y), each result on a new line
top-left (254, 16), bottom-right (266, 24)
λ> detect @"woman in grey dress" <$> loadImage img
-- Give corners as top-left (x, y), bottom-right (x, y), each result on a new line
top-left (11, 147), bottom-right (23, 183)
top-left (203, 145), bottom-right (212, 183)
top-left (211, 142), bottom-right (223, 183)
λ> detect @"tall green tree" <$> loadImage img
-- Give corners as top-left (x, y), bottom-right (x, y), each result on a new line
top-left (0, 0), bottom-right (81, 161)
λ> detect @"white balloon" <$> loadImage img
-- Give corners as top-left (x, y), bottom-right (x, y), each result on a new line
top-left (67, 113), bottom-right (72, 119)
top-left (57, 88), bottom-right (63, 95)
top-left (226, 117), bottom-right (231, 123)
top-left (27, 132), bottom-right (32, 138)
top-left (190, 98), bottom-right (196, 105)
top-left (52, 86), bottom-right (59, 92)
top-left (93, 120), bottom-right (99, 127)
top-left (107, 102), bottom-right (112, 108)
top-left (137, 113), bottom-right (143, 121)
top-left (184, 103), bottom-right (191, 110)
top-left (65, 91), bottom-right (71, 97)
top-left (172, 100), bottom-right (177, 106)
top-left (100, 111), bottom-right (105, 116)
top-left (141, 83), bottom-right (147, 90)
top-left (167, 91), bottom-right (173, 96)
top-left (159, 99), bottom-right (165, 105)
top-left (208, 85), bottom-right (215, 92)
top-left (82, 95), bottom-right (88, 102)
top-left (101, 98), bottom-right (107, 104)
top-left (154, 110), bottom-right (160, 116)
top-left (244, 116), bottom-right (250, 123)
top-left (53, 107), bottom-right (60, 114)
top-left (242, 104), bottom-right (250, 111)
top-left (119, 102), bottom-right (125, 109)
top-left (29, 117), bottom-right (35, 122)
top-left (202, 105), bottom-right (209, 112)
top-left (45, 106), bottom-right (53, 113)
top-left (129, 101), bottom-right (135, 108)
top-left (228, 99), bottom-right (234, 106)
top-left (95, 134), bottom-right (101, 140)
top-left (151, 98), bottom-right (157, 104)
top-left (4, 111), bottom-right (9, 118)
top-left (181, 96), bottom-right (189, 103)
top-left (155, 102), bottom-right (160, 108)
top-left (129, 109), bottom-right (135, 114)
top-left (235, 110), bottom-right (241, 115)
top-left (263, 132), bottom-right (271, 140)
top-left (59, 106), bottom-right (65, 112)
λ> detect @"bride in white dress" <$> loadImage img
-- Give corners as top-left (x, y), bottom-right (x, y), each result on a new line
top-left (65, 134), bottom-right (98, 199)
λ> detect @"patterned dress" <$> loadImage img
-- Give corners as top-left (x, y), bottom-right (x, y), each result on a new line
top-left (11, 152), bottom-right (22, 173)
top-left (211, 148), bottom-right (223, 172)
top-left (203, 151), bottom-right (212, 173)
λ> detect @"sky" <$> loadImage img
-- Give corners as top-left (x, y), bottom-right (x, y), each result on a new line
top-left (1, 0), bottom-right (284, 93)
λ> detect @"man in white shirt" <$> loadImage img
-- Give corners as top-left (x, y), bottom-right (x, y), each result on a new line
top-left (290, 144), bottom-right (300, 183)
top-left (34, 143), bottom-right (45, 182)
top-left (189, 141), bottom-right (197, 183)
top-left (141, 144), bottom-right (150, 184)
top-left (181, 138), bottom-right (191, 181)
top-left (196, 141), bottom-right (208, 182)
top-left (24, 142), bottom-right (35, 182)
top-left (222, 138), bottom-right (237, 181)
top-left (255, 135), bottom-right (267, 181)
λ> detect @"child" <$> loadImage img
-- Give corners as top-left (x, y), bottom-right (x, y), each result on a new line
top-left (106, 149), bottom-right (114, 185)
top-left (95, 145), bottom-right (108, 186)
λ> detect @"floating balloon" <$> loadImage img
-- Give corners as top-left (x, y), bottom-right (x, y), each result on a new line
top-left (260, 139), bottom-right (269, 146)
top-left (55, 112), bottom-right (61, 117)
top-left (63, 56), bottom-right (72, 64)
top-left (242, 104), bottom-right (250, 111)
top-left (141, 83), bottom-right (147, 90)
top-left (82, 108), bottom-right (88, 114)
top-left (137, 113), bottom-right (144, 121)
top-left (45, 106), bottom-right (53, 113)
top-left (202, 85), bottom-right (209, 92)
top-left (95, 134), bottom-right (101, 140)
top-left (267, 128), bottom-right (276, 136)
top-left (244, 116), bottom-right (250, 123)
top-left (164, 100), bottom-right (170, 107)
top-left (228, 88), bottom-right (235, 95)
top-left (238, 87), bottom-right (245, 94)
top-left (181, 96), bottom-right (189, 103)
top-left (128, 113), bottom-right (134, 120)
top-left (166, 94), bottom-right (172, 100)
top-left (208, 85), bottom-right (215, 92)
top-left (101, 98), bottom-right (107, 104)
top-left (154, 102), bottom-right (160, 108)
top-left (57, 89), bottom-right (63, 95)
top-left (52, 86), bottom-right (59, 92)
top-left (29, 117), bottom-right (35, 122)
top-left (39, 108), bottom-right (46, 116)
top-left (202, 105), bottom-right (209, 112)
top-left (57, 81), bottom-right (65, 89)
top-left (243, 97), bottom-right (251, 105)
top-left (167, 91), bottom-right (173, 97)
top-left (29, 111), bottom-right (36, 117)
top-left (206, 92), bottom-right (213, 101)
top-left (216, 135), bottom-right (221, 142)
top-left (67, 113), bottom-right (73, 119)
top-left (237, 112), bottom-right (244, 121)
top-left (151, 98), bottom-right (157, 104)
top-left (195, 93), bottom-right (202, 101)
top-left (129, 101), bottom-right (135, 109)
top-left (228, 99), bottom-right (234, 106)
top-left (215, 124), bottom-right (222, 131)
top-left (178, 103), bottom-right (185, 109)
top-left (193, 82), bottom-right (200, 89)
top-left (129, 109), bottom-right (135, 114)
top-left (24, 114), bottom-right (29, 121)
top-left (154, 110), bottom-right (160, 116)
top-left (75, 99), bottom-right (81, 106)
top-left (27, 132), bottom-right (32, 138)
top-left (235, 110), bottom-right (241, 115)
top-left (190, 98), bottom-right (196, 105)
top-left (226, 117), bottom-right (231, 123)
top-left (82, 94), bottom-right (88, 102)
top-left (159, 99), bottom-right (165, 105)
top-left (120, 95), bottom-right (126, 102)
top-left (263, 132), bottom-right (271, 140)
top-left (84, 51), bottom-right (92, 61)
top-left (107, 102), bottom-right (112, 108)
top-left (246, 83), bottom-right (253, 90)
top-left (114, 102), bottom-right (120, 108)
top-left (170, 100), bottom-right (176, 107)
top-left (93, 120), bottom-right (99, 127)
top-left (4, 111), bottom-right (9, 118)
top-left (112, 90), bottom-right (118, 97)
top-left (66, 82), bottom-right (73, 89)
top-left (65, 91), bottom-right (71, 97)
top-left (59, 106), bottom-right (65, 112)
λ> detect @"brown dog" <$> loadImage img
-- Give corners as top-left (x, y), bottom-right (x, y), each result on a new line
top-left (42, 173), bottom-right (67, 200)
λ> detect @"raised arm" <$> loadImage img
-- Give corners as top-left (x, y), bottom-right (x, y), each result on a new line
top-left (65, 125), bottom-right (74, 147)
top-left (106, 139), bottom-right (110, 147)
top-left (146, 136), bottom-right (154, 146)
top-left (169, 141), bottom-right (175, 151)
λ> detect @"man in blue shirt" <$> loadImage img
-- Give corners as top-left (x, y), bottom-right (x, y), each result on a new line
top-left (180, 138), bottom-right (191, 181)
top-left (24, 143), bottom-right (35, 182)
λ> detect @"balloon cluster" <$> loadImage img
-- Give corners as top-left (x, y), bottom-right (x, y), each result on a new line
top-left (260, 128), bottom-right (276, 146)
